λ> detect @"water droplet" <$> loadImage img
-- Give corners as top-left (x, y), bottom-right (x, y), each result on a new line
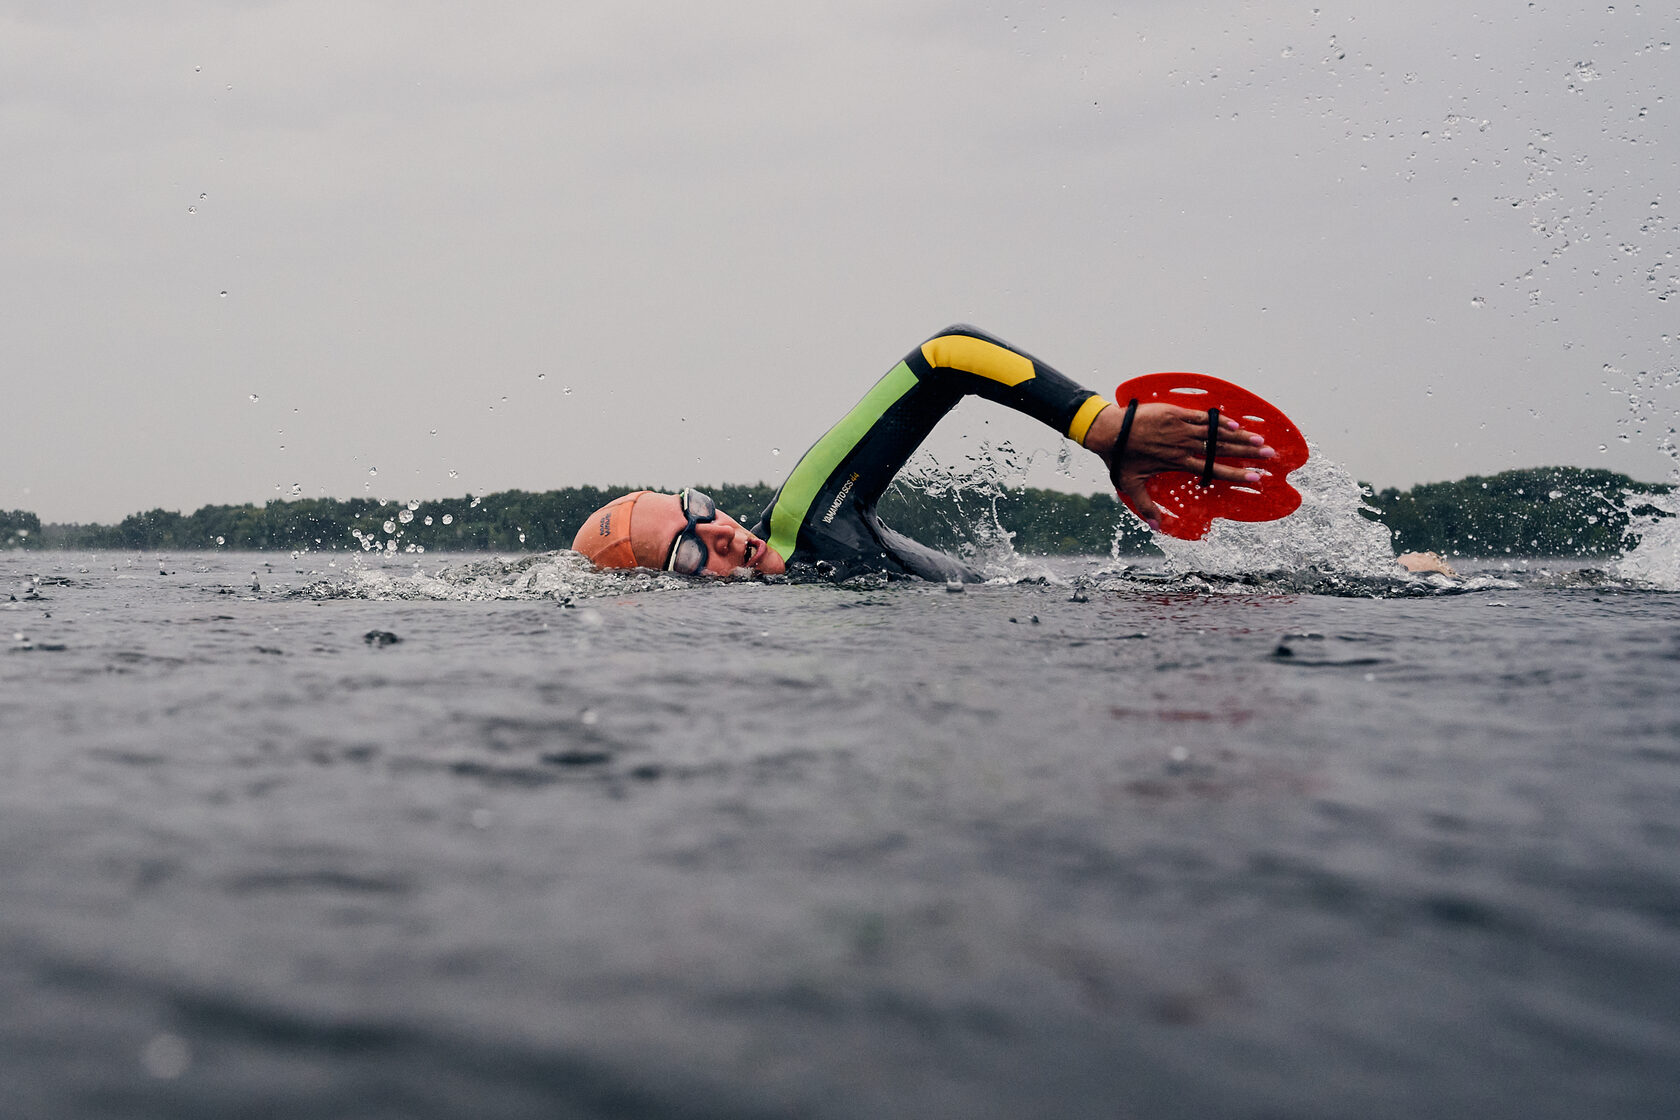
top-left (398, 509), bottom-right (414, 523)
top-left (219, 291), bottom-right (228, 298)
top-left (423, 516), bottom-right (433, 526)
top-left (448, 469), bottom-right (458, 479)
top-left (536, 373), bottom-right (546, 380)
top-left (1425, 387), bottom-right (1434, 397)
top-left (1470, 296), bottom-right (1485, 308)
top-left (140, 1033), bottom-right (191, 1080)
top-left (215, 536), bottom-right (225, 545)
top-left (442, 514), bottom-right (454, 525)
top-left (249, 394), bottom-right (259, 403)
top-left (563, 387), bottom-right (573, 396)
top-left (187, 206), bottom-right (196, 214)
top-left (1451, 197), bottom-right (1460, 206)
top-left (518, 532), bottom-right (526, 544)
top-left (581, 708), bottom-right (599, 725)
top-left (289, 483), bottom-right (301, 496)
top-left (199, 193), bottom-right (207, 200)
top-left (1598, 444), bottom-right (1609, 452)
top-left (383, 520), bottom-right (396, 534)
top-left (429, 429), bottom-right (438, 436)
top-left (771, 447), bottom-right (782, 456)
top-left (368, 467), bottom-right (378, 477)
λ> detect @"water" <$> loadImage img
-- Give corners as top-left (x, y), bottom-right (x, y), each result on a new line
top-left (4, 545), bottom-right (1679, 1119)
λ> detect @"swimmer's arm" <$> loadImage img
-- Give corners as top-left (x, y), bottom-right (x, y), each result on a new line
top-left (1081, 402), bottom-right (1276, 528)
top-left (914, 328), bottom-right (1277, 526)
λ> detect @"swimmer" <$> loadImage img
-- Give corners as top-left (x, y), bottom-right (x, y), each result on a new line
top-left (573, 325), bottom-right (1278, 581)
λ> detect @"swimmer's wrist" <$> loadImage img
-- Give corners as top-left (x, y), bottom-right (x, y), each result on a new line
top-left (1079, 400), bottom-right (1119, 454)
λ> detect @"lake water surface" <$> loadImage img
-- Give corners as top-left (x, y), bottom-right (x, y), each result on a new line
top-left (3, 546), bottom-right (1679, 1119)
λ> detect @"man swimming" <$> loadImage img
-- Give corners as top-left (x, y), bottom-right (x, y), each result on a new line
top-left (572, 325), bottom-right (1279, 581)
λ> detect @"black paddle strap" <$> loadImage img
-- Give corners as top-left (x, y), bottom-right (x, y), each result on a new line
top-left (1200, 407), bottom-right (1220, 486)
top-left (1107, 398), bottom-right (1139, 495)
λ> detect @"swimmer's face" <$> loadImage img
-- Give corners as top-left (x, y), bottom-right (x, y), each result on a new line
top-left (630, 491), bottom-right (786, 577)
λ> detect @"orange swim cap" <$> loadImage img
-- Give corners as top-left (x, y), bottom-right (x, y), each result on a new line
top-left (572, 491), bottom-right (654, 569)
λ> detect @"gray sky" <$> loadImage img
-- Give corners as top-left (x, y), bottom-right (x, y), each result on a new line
top-left (3, 1), bottom-right (1676, 523)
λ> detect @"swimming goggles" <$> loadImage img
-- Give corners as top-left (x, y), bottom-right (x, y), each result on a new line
top-left (665, 489), bottom-right (718, 575)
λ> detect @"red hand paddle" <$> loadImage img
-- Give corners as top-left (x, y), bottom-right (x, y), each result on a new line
top-left (1112, 372), bottom-right (1309, 541)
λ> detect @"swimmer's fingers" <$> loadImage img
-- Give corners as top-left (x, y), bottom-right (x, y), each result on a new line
top-left (1154, 404), bottom-right (1272, 453)
top-left (1118, 471), bottom-right (1164, 531)
top-left (1125, 404), bottom-right (1274, 471)
top-left (1208, 462), bottom-right (1272, 485)
top-left (1216, 426), bottom-right (1274, 457)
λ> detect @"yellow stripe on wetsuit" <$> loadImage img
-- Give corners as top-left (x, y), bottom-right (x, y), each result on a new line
top-left (1065, 394), bottom-right (1112, 446)
top-left (921, 332), bottom-right (1109, 445)
top-left (920, 334), bottom-right (1036, 387)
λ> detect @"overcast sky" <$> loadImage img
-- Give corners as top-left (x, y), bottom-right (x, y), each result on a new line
top-left (3, 1), bottom-right (1676, 522)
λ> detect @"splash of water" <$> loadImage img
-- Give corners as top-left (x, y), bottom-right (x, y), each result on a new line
top-left (1613, 492), bottom-right (1680, 589)
top-left (1611, 363), bottom-right (1680, 589)
top-left (1148, 445), bottom-right (1424, 593)
top-left (300, 551), bottom-right (690, 601)
top-left (889, 440), bottom-right (1470, 594)
top-left (890, 440), bottom-right (1058, 581)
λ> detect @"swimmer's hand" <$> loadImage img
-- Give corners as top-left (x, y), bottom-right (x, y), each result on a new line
top-left (1082, 401), bottom-right (1276, 530)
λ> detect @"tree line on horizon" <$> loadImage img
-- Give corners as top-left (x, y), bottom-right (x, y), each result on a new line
top-left (2, 466), bottom-right (1671, 559)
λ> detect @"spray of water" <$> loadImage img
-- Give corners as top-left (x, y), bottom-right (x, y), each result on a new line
top-left (1104, 443), bottom-right (1488, 597)
top-left (300, 551), bottom-right (690, 602)
top-left (890, 440), bottom-right (1059, 582)
top-left (889, 440), bottom-right (1474, 595)
top-left (1150, 444), bottom-right (1401, 583)
top-left (1611, 364), bottom-right (1680, 589)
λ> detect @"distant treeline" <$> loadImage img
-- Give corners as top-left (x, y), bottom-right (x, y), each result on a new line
top-left (1363, 466), bottom-right (1672, 557)
top-left (3, 466), bottom-right (1670, 557)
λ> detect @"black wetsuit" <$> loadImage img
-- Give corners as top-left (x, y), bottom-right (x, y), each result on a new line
top-left (749, 325), bottom-right (1110, 581)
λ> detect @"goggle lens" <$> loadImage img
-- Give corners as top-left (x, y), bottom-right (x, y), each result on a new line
top-left (664, 489), bottom-right (719, 575)
top-left (668, 534), bottom-right (708, 575)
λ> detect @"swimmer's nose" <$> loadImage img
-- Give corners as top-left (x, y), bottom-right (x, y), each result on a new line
top-left (701, 520), bottom-right (749, 559)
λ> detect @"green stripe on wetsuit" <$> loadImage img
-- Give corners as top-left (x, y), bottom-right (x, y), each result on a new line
top-left (766, 360), bottom-right (919, 564)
